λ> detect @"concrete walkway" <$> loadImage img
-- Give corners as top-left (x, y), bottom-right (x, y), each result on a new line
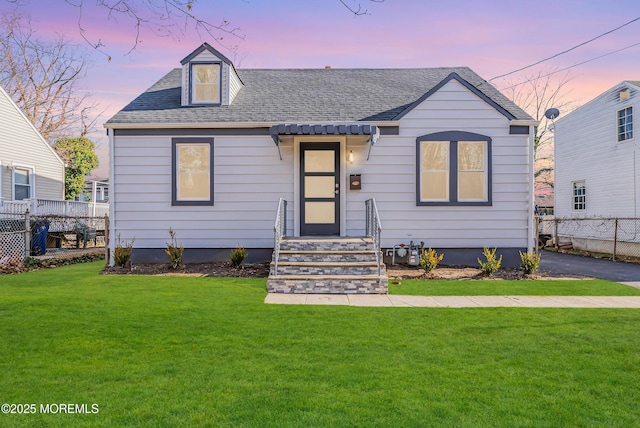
top-left (265, 293), bottom-right (640, 308)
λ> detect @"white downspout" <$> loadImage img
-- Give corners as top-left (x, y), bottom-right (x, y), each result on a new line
top-left (108, 129), bottom-right (116, 266)
top-left (527, 125), bottom-right (536, 251)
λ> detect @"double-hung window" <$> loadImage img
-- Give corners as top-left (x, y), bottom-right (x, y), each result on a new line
top-left (572, 181), bottom-right (586, 211)
top-left (13, 166), bottom-right (33, 200)
top-left (618, 107), bottom-right (633, 141)
top-left (172, 138), bottom-right (214, 206)
top-left (190, 63), bottom-right (221, 104)
top-left (417, 131), bottom-right (491, 206)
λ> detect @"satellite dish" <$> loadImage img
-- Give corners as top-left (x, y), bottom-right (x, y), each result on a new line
top-left (545, 108), bottom-right (560, 120)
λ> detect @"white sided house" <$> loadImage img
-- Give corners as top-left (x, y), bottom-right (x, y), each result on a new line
top-left (554, 81), bottom-right (639, 255)
top-left (0, 84), bottom-right (65, 206)
top-left (105, 43), bottom-right (537, 293)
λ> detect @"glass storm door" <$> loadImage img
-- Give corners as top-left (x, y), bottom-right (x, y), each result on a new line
top-left (300, 142), bottom-right (340, 236)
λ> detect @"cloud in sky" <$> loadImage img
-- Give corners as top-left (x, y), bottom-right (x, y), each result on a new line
top-left (4, 0), bottom-right (640, 177)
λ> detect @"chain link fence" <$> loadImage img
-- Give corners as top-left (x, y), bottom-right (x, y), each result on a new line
top-left (539, 216), bottom-right (640, 260)
top-left (0, 212), bottom-right (109, 272)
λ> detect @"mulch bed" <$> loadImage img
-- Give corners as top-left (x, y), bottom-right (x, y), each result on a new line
top-left (101, 262), bottom-right (271, 277)
top-left (100, 261), bottom-right (552, 280)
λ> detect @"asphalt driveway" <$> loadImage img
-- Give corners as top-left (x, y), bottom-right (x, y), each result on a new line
top-left (540, 250), bottom-right (640, 282)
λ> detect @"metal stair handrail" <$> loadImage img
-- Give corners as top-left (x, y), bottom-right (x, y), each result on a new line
top-left (365, 198), bottom-right (382, 276)
top-left (273, 198), bottom-right (287, 277)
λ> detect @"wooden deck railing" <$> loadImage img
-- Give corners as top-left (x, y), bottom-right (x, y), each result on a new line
top-left (0, 199), bottom-right (109, 217)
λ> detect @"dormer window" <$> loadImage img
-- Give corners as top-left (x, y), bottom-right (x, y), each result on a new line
top-left (191, 63), bottom-right (221, 104)
top-left (180, 43), bottom-right (244, 107)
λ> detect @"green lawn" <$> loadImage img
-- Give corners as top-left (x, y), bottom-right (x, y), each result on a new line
top-left (0, 262), bottom-right (639, 427)
top-left (389, 278), bottom-right (640, 296)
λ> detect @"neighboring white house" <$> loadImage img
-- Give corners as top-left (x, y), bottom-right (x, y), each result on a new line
top-left (555, 81), bottom-right (639, 218)
top-left (105, 43), bottom-right (537, 268)
top-left (554, 81), bottom-right (639, 255)
top-left (0, 84), bottom-right (65, 204)
top-left (78, 178), bottom-right (109, 203)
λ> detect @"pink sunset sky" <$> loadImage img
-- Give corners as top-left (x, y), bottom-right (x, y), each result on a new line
top-left (4, 0), bottom-right (640, 177)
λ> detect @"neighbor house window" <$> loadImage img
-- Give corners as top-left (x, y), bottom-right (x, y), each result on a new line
top-left (190, 63), bottom-right (221, 104)
top-left (572, 181), bottom-right (586, 211)
top-left (618, 107), bottom-right (633, 141)
top-left (417, 131), bottom-right (491, 206)
top-left (13, 167), bottom-right (33, 200)
top-left (172, 138), bottom-right (214, 206)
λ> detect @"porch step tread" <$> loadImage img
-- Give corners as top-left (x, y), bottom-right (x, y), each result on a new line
top-left (283, 237), bottom-right (373, 242)
top-left (268, 274), bottom-right (384, 280)
top-left (279, 250), bottom-right (377, 254)
top-left (272, 261), bottom-right (379, 266)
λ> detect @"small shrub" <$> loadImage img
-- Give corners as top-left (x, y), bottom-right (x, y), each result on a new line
top-left (114, 234), bottom-right (135, 268)
top-left (25, 257), bottom-right (39, 269)
top-left (519, 250), bottom-right (541, 275)
top-left (419, 248), bottom-right (444, 273)
top-left (230, 245), bottom-right (248, 268)
top-left (478, 247), bottom-right (502, 274)
top-left (165, 228), bottom-right (184, 269)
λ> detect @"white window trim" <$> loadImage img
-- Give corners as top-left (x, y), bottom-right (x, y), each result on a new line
top-left (617, 106), bottom-right (633, 142)
top-left (572, 180), bottom-right (586, 212)
top-left (189, 62), bottom-right (222, 105)
top-left (11, 163), bottom-right (36, 201)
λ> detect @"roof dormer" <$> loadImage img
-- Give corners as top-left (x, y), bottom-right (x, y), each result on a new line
top-left (180, 43), bottom-right (243, 107)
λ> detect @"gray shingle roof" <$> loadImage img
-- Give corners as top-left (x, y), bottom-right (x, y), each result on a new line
top-left (106, 67), bottom-right (532, 125)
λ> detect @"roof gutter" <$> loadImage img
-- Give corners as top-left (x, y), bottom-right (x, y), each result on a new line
top-left (510, 119), bottom-right (539, 126)
top-left (104, 120), bottom-right (401, 130)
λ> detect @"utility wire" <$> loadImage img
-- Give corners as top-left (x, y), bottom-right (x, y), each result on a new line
top-left (499, 40), bottom-right (640, 91)
top-left (489, 16), bottom-right (640, 81)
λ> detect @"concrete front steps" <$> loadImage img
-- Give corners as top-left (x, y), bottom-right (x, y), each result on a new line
top-left (267, 237), bottom-right (388, 294)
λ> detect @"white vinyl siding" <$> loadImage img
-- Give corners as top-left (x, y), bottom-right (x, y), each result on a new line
top-left (113, 135), bottom-right (294, 248)
top-left (555, 83), bottom-right (640, 218)
top-left (345, 79), bottom-right (531, 249)
top-left (0, 86), bottom-right (64, 201)
top-left (229, 68), bottom-right (243, 104)
top-left (112, 78), bottom-right (532, 251)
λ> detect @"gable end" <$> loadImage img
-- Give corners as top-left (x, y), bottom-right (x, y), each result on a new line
top-left (180, 42), bottom-right (233, 66)
top-left (393, 72), bottom-right (517, 121)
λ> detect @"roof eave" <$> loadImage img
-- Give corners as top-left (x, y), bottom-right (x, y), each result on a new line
top-left (104, 120), bottom-right (402, 130)
top-left (510, 119), bottom-right (539, 126)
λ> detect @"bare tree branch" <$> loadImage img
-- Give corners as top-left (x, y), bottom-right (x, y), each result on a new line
top-left (5, 1), bottom-right (384, 58)
top-left (498, 69), bottom-right (577, 193)
top-left (339, 0), bottom-right (385, 16)
top-left (59, 0), bottom-right (245, 59)
top-left (0, 12), bottom-right (97, 141)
